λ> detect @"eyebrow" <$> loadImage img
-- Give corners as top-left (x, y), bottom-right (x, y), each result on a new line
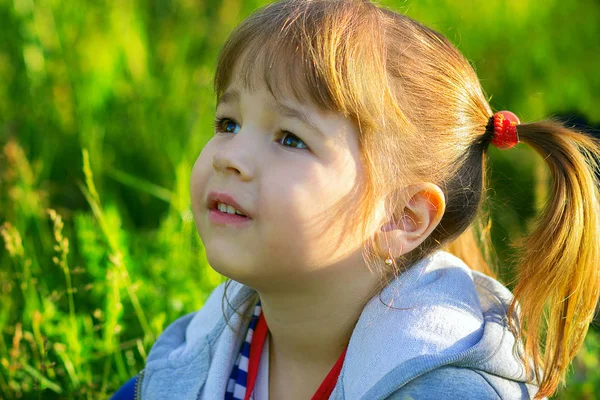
top-left (217, 89), bottom-right (327, 140)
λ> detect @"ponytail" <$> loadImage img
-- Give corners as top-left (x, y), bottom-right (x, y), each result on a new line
top-left (506, 119), bottom-right (600, 398)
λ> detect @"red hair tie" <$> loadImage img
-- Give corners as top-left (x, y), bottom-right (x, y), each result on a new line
top-left (490, 110), bottom-right (520, 150)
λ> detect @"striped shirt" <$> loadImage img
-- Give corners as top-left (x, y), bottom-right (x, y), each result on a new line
top-left (225, 299), bottom-right (264, 400)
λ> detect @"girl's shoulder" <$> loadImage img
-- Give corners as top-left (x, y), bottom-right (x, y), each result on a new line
top-left (341, 250), bottom-right (538, 399)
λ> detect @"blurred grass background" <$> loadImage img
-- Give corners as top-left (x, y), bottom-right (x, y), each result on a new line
top-left (1, 0), bottom-right (599, 398)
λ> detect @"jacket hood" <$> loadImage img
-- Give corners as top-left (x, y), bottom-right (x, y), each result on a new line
top-left (336, 250), bottom-right (533, 398)
top-left (141, 250), bottom-right (537, 399)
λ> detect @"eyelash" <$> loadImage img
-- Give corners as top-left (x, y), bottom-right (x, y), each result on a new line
top-left (213, 116), bottom-right (309, 150)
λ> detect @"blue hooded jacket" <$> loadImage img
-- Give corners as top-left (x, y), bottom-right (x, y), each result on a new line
top-left (113, 250), bottom-right (541, 399)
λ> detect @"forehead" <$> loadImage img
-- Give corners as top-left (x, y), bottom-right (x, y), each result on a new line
top-left (219, 55), bottom-right (345, 118)
top-left (220, 55), bottom-right (300, 105)
top-left (215, 40), bottom-right (340, 114)
top-left (217, 60), bottom-right (327, 115)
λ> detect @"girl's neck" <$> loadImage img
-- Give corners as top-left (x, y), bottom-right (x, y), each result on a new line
top-left (267, 331), bottom-right (338, 400)
top-left (256, 261), bottom-right (382, 371)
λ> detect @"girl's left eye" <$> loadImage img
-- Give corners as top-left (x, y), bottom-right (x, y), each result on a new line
top-left (213, 117), bottom-right (309, 150)
top-left (278, 132), bottom-right (308, 150)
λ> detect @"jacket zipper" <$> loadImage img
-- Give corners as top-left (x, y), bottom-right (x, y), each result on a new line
top-left (134, 369), bottom-right (145, 400)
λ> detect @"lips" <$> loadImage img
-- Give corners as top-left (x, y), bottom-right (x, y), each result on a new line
top-left (206, 191), bottom-right (252, 219)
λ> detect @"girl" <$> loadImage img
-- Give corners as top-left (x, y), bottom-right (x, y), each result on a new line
top-left (113, 0), bottom-right (600, 399)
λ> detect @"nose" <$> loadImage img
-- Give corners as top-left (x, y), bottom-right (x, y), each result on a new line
top-left (212, 138), bottom-right (254, 181)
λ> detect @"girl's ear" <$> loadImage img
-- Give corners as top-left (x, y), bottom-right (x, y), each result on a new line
top-left (373, 183), bottom-right (446, 260)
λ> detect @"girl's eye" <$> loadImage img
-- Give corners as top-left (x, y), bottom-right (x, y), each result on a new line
top-left (278, 132), bottom-right (308, 150)
top-left (214, 117), bottom-right (241, 134)
top-left (213, 117), bottom-right (309, 150)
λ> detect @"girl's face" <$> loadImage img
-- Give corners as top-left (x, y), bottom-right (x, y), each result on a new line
top-left (190, 71), bottom-right (374, 292)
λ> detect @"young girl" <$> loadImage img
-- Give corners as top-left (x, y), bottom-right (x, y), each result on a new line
top-left (113, 0), bottom-right (600, 399)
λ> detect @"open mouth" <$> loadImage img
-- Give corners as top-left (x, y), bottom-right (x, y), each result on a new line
top-left (206, 192), bottom-right (253, 222)
top-left (208, 202), bottom-right (252, 225)
top-left (214, 208), bottom-right (249, 218)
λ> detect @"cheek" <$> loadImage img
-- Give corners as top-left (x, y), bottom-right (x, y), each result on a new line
top-left (261, 164), bottom-right (327, 227)
top-left (190, 146), bottom-right (213, 215)
top-left (259, 163), bottom-right (358, 267)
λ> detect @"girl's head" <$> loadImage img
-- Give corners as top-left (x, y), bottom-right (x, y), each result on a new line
top-left (192, 0), bottom-right (487, 282)
top-left (190, 1), bottom-right (600, 398)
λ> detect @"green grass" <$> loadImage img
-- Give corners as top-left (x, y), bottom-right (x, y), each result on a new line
top-left (1, 143), bottom-right (226, 398)
top-left (1, 0), bottom-right (599, 398)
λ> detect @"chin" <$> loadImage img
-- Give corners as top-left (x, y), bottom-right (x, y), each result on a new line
top-left (205, 249), bottom-right (255, 284)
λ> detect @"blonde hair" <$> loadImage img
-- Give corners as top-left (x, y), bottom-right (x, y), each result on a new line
top-left (212, 1), bottom-right (600, 397)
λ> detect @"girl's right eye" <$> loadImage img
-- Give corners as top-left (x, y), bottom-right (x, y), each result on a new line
top-left (214, 117), bottom-right (241, 134)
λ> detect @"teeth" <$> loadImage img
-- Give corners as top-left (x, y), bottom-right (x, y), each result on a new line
top-left (217, 202), bottom-right (247, 217)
